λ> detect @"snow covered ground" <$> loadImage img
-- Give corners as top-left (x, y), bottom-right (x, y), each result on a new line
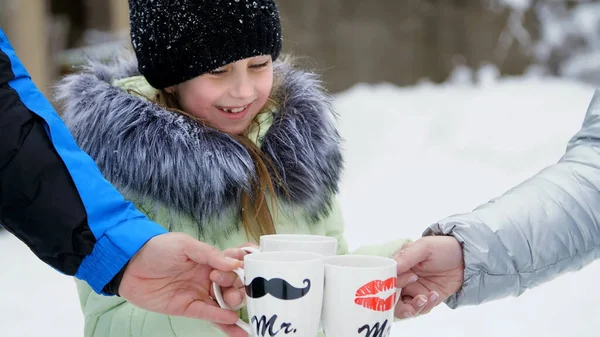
top-left (2, 74), bottom-right (599, 336)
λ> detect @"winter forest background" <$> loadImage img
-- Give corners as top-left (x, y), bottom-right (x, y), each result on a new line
top-left (2, 0), bottom-right (600, 336)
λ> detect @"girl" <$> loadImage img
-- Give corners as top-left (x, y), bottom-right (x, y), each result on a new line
top-left (56, 0), bottom-right (411, 336)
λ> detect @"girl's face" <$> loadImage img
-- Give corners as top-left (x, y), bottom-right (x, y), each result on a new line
top-left (170, 55), bottom-right (274, 135)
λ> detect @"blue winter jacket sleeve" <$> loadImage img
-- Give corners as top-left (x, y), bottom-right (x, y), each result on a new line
top-left (0, 29), bottom-right (167, 294)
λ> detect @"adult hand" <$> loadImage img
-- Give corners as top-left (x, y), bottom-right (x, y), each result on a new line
top-left (209, 242), bottom-right (260, 311)
top-left (392, 236), bottom-right (464, 319)
top-left (118, 232), bottom-right (248, 337)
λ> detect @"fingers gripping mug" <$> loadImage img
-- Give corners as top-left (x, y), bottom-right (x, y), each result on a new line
top-left (213, 251), bottom-right (325, 337)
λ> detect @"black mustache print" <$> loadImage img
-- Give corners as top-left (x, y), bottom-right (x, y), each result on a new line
top-left (245, 277), bottom-right (311, 300)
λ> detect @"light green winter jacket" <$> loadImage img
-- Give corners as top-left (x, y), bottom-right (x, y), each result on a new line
top-left (56, 55), bottom-right (409, 337)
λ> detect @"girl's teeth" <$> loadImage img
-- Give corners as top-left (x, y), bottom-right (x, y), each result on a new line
top-left (222, 106), bottom-right (246, 113)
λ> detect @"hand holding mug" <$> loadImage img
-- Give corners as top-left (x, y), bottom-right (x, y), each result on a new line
top-left (212, 251), bottom-right (326, 337)
top-left (210, 234), bottom-right (337, 314)
top-left (209, 243), bottom-right (259, 311)
top-left (392, 237), bottom-right (465, 319)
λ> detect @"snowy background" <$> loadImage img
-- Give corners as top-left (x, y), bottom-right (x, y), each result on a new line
top-left (2, 70), bottom-right (599, 336)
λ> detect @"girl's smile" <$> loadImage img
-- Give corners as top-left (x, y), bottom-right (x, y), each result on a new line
top-left (216, 101), bottom-right (255, 121)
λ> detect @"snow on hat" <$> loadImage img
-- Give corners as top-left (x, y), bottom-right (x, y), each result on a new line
top-left (128, 0), bottom-right (283, 89)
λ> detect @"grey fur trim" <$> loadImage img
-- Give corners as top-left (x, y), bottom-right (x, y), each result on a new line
top-left (54, 54), bottom-right (343, 231)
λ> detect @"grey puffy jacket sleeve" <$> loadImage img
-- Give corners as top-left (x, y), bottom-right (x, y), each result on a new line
top-left (425, 89), bottom-right (600, 309)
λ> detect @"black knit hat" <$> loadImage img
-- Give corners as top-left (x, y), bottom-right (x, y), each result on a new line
top-left (128, 0), bottom-right (283, 89)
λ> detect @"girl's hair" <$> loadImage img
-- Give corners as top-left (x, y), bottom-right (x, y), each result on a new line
top-left (150, 70), bottom-right (284, 242)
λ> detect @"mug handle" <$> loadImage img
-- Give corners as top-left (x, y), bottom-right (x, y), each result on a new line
top-left (211, 246), bottom-right (260, 334)
top-left (394, 288), bottom-right (402, 306)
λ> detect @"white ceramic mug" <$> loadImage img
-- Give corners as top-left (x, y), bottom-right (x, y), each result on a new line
top-left (321, 255), bottom-right (401, 337)
top-left (213, 251), bottom-right (325, 337)
top-left (241, 234), bottom-right (338, 256)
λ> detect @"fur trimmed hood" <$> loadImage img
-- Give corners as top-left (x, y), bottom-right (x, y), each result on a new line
top-left (54, 54), bottom-right (343, 231)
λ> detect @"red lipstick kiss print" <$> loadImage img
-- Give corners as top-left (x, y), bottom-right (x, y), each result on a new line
top-left (354, 277), bottom-right (397, 312)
